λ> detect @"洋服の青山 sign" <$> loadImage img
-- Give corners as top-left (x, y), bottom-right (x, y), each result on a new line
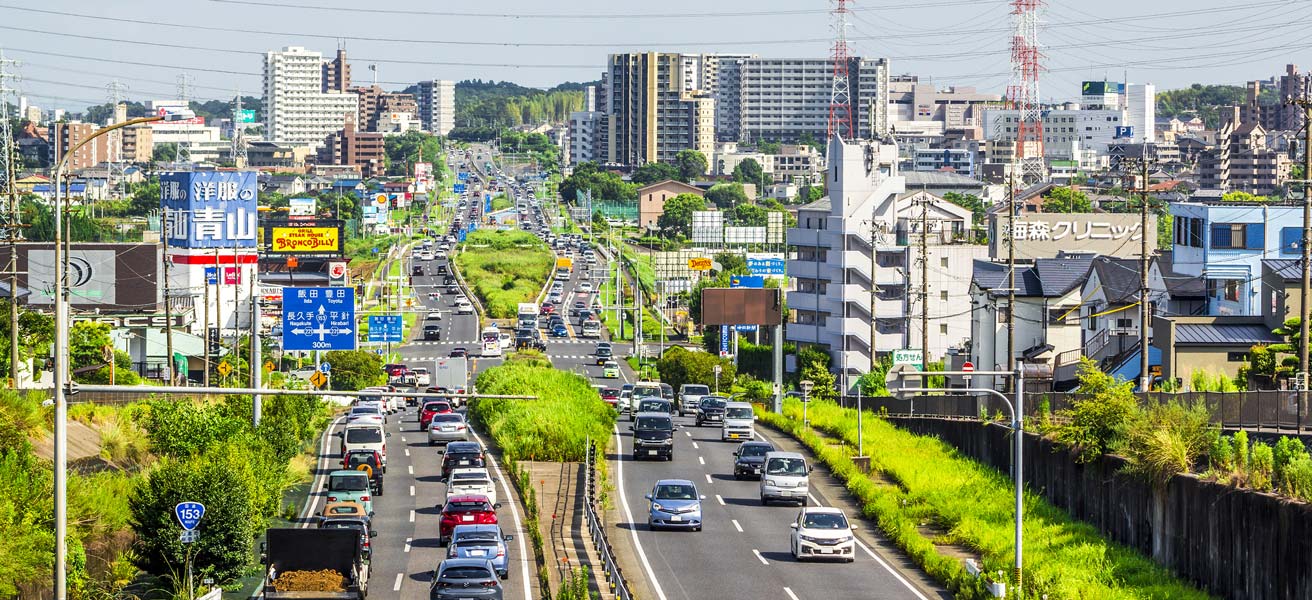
top-left (270, 227), bottom-right (341, 253)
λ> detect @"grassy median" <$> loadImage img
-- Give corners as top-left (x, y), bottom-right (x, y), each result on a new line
top-left (470, 353), bottom-right (615, 462)
top-left (759, 399), bottom-right (1211, 600)
top-left (453, 229), bottom-right (553, 319)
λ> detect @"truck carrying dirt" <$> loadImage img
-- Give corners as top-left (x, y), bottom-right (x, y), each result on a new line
top-left (262, 528), bottom-right (368, 599)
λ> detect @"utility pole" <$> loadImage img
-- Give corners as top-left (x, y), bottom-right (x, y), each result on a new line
top-left (1006, 170), bottom-right (1017, 388)
top-left (869, 218), bottom-right (878, 377)
top-left (162, 208), bottom-right (175, 385)
top-left (919, 197), bottom-right (930, 371)
top-left (1137, 149), bottom-right (1153, 393)
top-left (0, 51), bottom-right (19, 388)
top-left (1290, 76), bottom-right (1312, 427)
top-left (203, 256), bottom-right (211, 387)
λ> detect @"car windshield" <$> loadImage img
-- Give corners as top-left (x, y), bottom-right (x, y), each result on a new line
top-left (638, 401), bottom-right (666, 412)
top-left (700, 398), bottom-right (725, 409)
top-left (726, 407), bottom-right (754, 419)
top-left (655, 484), bottom-right (697, 500)
top-left (739, 444), bottom-right (772, 457)
top-left (329, 475), bottom-right (369, 491)
top-left (635, 416), bottom-right (671, 431)
top-left (803, 512), bottom-right (849, 529)
top-left (446, 500), bottom-right (492, 512)
top-left (350, 407), bottom-right (380, 416)
top-left (441, 566), bottom-right (493, 580)
top-left (423, 402), bottom-right (450, 412)
top-left (345, 428), bottom-right (382, 444)
top-left (433, 414), bottom-right (463, 424)
top-left (683, 385), bottom-right (709, 395)
top-left (766, 457), bottom-right (808, 476)
top-left (455, 539), bottom-right (497, 549)
top-left (455, 531), bottom-right (500, 542)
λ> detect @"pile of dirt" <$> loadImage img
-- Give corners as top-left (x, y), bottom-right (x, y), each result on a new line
top-left (271, 570), bottom-right (345, 592)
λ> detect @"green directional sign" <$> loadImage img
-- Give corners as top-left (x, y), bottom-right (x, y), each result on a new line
top-left (892, 349), bottom-right (923, 371)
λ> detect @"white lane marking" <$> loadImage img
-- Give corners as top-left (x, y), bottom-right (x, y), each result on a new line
top-left (405, 448), bottom-right (411, 457)
top-left (807, 488), bottom-right (929, 599)
top-left (404, 537), bottom-right (413, 553)
top-left (715, 494), bottom-right (725, 506)
top-left (300, 415), bottom-right (345, 527)
top-left (784, 587), bottom-right (801, 600)
top-left (469, 429), bottom-right (532, 600)
top-left (704, 473), bottom-right (712, 484)
top-left (409, 510), bottom-right (415, 522)
top-left (752, 549), bottom-right (769, 565)
top-left (731, 519), bottom-right (743, 532)
top-left (692, 442), bottom-right (699, 449)
top-left (408, 465), bottom-right (414, 475)
top-left (392, 573), bottom-right (404, 592)
top-left (698, 456), bottom-right (705, 466)
top-left (615, 425), bottom-right (669, 600)
top-left (401, 436), bottom-right (407, 443)
top-left (410, 485), bottom-right (416, 496)
top-left (685, 431), bottom-right (692, 437)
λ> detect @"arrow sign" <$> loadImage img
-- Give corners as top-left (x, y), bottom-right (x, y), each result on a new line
top-left (320, 362), bottom-right (331, 373)
top-left (175, 501), bottom-right (205, 531)
top-left (310, 370), bottom-right (328, 389)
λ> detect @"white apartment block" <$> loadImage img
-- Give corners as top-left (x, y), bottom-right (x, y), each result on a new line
top-left (786, 137), bottom-right (987, 391)
top-left (568, 111), bottom-right (606, 166)
top-left (262, 46), bottom-right (359, 150)
top-left (416, 80), bottom-right (456, 136)
top-left (710, 142), bottom-right (824, 183)
top-left (984, 107), bottom-right (1126, 161)
top-left (716, 57), bottom-right (889, 144)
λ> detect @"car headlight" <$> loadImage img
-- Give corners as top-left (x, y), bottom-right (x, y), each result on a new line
top-left (662, 438), bottom-right (673, 445)
top-left (652, 503), bottom-right (664, 512)
top-left (764, 478), bottom-right (777, 486)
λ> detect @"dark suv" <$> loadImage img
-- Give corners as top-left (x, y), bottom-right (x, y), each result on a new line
top-left (630, 412), bottom-right (676, 461)
top-left (441, 441), bottom-right (487, 481)
top-left (732, 441), bottom-right (775, 480)
top-left (424, 323), bottom-right (442, 340)
top-left (695, 396), bottom-right (727, 427)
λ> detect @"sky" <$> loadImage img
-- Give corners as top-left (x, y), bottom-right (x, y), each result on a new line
top-left (3, 0), bottom-right (1310, 113)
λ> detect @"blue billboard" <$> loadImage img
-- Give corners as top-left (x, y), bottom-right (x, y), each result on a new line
top-left (729, 275), bottom-right (765, 289)
top-left (160, 171), bottom-right (259, 249)
top-left (745, 255), bottom-right (786, 277)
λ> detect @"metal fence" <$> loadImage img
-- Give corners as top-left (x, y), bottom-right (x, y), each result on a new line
top-left (584, 439), bottom-right (634, 600)
top-left (838, 390), bottom-right (1312, 432)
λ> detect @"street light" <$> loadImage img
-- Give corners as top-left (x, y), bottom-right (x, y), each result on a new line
top-left (52, 110), bottom-right (188, 600)
top-left (890, 368), bottom-right (1025, 597)
top-left (799, 379), bottom-right (814, 427)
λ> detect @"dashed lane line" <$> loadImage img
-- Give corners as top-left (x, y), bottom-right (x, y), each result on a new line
top-left (732, 519), bottom-right (743, 532)
top-left (752, 549), bottom-right (769, 565)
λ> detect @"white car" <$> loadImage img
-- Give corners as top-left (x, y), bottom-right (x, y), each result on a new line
top-left (347, 404), bottom-right (385, 425)
top-left (498, 332), bottom-right (512, 349)
top-left (446, 468), bottom-right (498, 505)
top-left (790, 507), bottom-right (858, 562)
top-left (361, 387), bottom-right (399, 413)
top-left (411, 367), bottom-right (432, 387)
top-left (455, 300), bottom-right (475, 315)
top-left (578, 282), bottom-right (594, 294)
top-left (427, 311), bottom-right (444, 321)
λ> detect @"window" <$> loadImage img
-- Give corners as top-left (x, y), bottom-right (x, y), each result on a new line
top-left (1281, 227), bottom-right (1304, 255)
top-left (940, 290), bottom-right (949, 301)
top-left (939, 323), bottom-right (948, 335)
top-left (1228, 352), bottom-right (1249, 362)
top-left (940, 256), bottom-right (949, 268)
top-left (1049, 307), bottom-right (1076, 325)
top-left (1087, 314), bottom-right (1098, 330)
top-left (1189, 218), bottom-right (1204, 247)
top-left (1223, 279), bottom-right (1242, 302)
top-left (1210, 223), bottom-right (1263, 250)
top-left (997, 305), bottom-right (1010, 324)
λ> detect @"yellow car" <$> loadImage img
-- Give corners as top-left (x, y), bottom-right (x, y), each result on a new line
top-left (602, 360), bottom-right (620, 379)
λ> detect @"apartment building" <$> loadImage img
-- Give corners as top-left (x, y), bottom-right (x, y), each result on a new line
top-left (1199, 107), bottom-right (1292, 196)
top-left (415, 80), bottom-right (456, 136)
top-left (352, 85), bottom-right (418, 132)
top-left (984, 106), bottom-right (1126, 162)
top-left (120, 125), bottom-right (154, 164)
top-left (51, 122), bottom-right (110, 171)
top-left (887, 76), bottom-right (999, 128)
top-left (785, 137), bottom-right (987, 390)
top-left (710, 142), bottom-right (824, 183)
top-left (263, 46), bottom-right (360, 149)
top-left (716, 57), bottom-right (889, 144)
top-left (317, 119), bottom-right (386, 179)
top-left (322, 48), bottom-right (351, 93)
top-left (605, 52), bottom-right (716, 165)
top-left (568, 111), bottom-right (606, 166)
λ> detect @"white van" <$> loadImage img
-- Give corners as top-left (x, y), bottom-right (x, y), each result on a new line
top-left (721, 401), bottom-right (756, 441)
top-left (759, 451), bottom-right (811, 505)
top-left (581, 319), bottom-right (602, 338)
top-left (341, 423), bottom-right (389, 471)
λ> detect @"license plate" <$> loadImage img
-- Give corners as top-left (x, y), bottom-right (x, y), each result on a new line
top-left (818, 548), bottom-right (833, 554)
top-left (462, 515), bottom-right (474, 522)
top-left (753, 468), bottom-right (761, 473)
top-left (729, 434), bottom-right (742, 439)
top-left (470, 549), bottom-right (486, 557)
top-left (671, 515), bottom-right (682, 522)
top-left (647, 450), bottom-right (658, 456)
top-left (458, 460), bottom-right (471, 465)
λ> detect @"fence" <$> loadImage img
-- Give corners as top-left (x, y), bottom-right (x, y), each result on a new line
top-left (584, 439), bottom-right (634, 600)
top-left (839, 389), bottom-right (1312, 432)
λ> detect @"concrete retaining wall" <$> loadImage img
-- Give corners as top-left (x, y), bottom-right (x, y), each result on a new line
top-left (885, 417), bottom-right (1312, 600)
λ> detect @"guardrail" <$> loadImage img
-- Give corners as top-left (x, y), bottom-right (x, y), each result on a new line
top-left (584, 438), bottom-right (634, 600)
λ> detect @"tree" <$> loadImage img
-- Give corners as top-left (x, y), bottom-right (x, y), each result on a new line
top-left (731, 158), bottom-right (765, 186)
top-left (705, 183), bottom-right (748, 209)
top-left (1221, 191), bottom-right (1270, 203)
top-left (68, 321), bottom-right (115, 382)
top-left (731, 203), bottom-right (768, 227)
top-left (559, 162), bottom-right (636, 203)
top-left (631, 162), bottom-right (681, 186)
top-left (323, 350), bottom-right (386, 390)
top-left (656, 193), bottom-right (707, 237)
top-left (797, 346), bottom-right (837, 401)
top-left (129, 180), bottom-right (161, 217)
top-left (384, 131), bottom-right (444, 176)
top-left (942, 192), bottom-right (985, 225)
top-left (674, 149), bottom-right (708, 181)
top-left (152, 143), bottom-right (178, 164)
top-left (1042, 187), bottom-right (1092, 213)
top-left (757, 140), bottom-right (782, 154)
top-left (656, 346), bottom-right (736, 391)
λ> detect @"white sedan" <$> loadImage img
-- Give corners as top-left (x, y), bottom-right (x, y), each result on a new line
top-left (446, 468), bottom-right (497, 505)
top-left (455, 300), bottom-right (474, 315)
top-left (790, 506), bottom-right (858, 562)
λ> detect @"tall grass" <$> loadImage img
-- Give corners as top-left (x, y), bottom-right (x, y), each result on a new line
top-left (453, 230), bottom-right (553, 318)
top-left (470, 358), bottom-right (615, 462)
top-left (759, 399), bottom-right (1212, 600)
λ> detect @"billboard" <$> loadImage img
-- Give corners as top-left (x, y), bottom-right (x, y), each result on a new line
top-left (701, 288), bottom-right (782, 326)
top-left (155, 106), bottom-right (205, 125)
top-left (288, 197), bottom-right (317, 217)
top-left (160, 171), bottom-right (259, 249)
top-left (1081, 81), bottom-right (1124, 96)
top-left (746, 252), bottom-right (786, 277)
top-left (988, 213), bottom-right (1153, 259)
top-left (11, 243), bottom-right (160, 310)
top-left (263, 219), bottom-right (345, 256)
top-left (691, 211), bottom-right (723, 245)
top-left (236, 109), bottom-right (256, 124)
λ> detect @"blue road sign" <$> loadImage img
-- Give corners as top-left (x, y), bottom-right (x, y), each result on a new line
top-left (457, 172), bottom-right (469, 181)
top-left (730, 275), bottom-right (765, 289)
top-left (453, 183), bottom-right (466, 194)
top-left (367, 315), bottom-right (404, 343)
top-left (319, 361), bottom-right (332, 373)
top-left (175, 501), bottom-right (205, 531)
top-left (282, 287), bottom-right (357, 351)
top-left (458, 230), bottom-right (467, 242)
top-left (720, 325), bottom-right (730, 356)
top-left (1115, 126), bottom-right (1134, 139)
top-left (735, 325), bottom-right (759, 333)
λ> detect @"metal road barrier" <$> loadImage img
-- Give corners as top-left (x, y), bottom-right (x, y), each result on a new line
top-left (584, 438), bottom-right (634, 600)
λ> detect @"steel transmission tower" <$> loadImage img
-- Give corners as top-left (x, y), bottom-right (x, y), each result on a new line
top-left (1007, 0), bottom-right (1045, 182)
top-left (175, 73), bottom-right (192, 165)
top-left (0, 51), bottom-right (18, 203)
top-left (231, 86), bottom-right (247, 168)
top-left (106, 80), bottom-right (129, 197)
top-left (827, 0), bottom-right (855, 141)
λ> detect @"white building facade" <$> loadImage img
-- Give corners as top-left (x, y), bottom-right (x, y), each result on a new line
top-left (262, 46), bottom-right (359, 149)
top-left (716, 57), bottom-right (889, 144)
top-left (416, 79), bottom-right (456, 136)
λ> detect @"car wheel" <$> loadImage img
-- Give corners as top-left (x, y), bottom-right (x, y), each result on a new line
top-left (800, 497), bottom-right (808, 507)
top-left (694, 525), bottom-right (702, 532)
top-left (377, 486), bottom-right (384, 496)
top-left (791, 541), bottom-right (798, 560)
top-left (760, 497), bottom-right (768, 506)
top-left (428, 440), bottom-right (435, 446)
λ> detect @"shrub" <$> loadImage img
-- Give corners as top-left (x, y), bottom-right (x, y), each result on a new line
top-left (453, 230), bottom-right (553, 318)
top-left (1210, 435), bottom-right (1235, 473)
top-left (322, 350), bottom-right (386, 391)
top-left (1274, 436), bottom-right (1312, 498)
top-left (656, 345), bottom-right (735, 392)
top-left (1055, 360), bottom-right (1138, 461)
top-left (1123, 400), bottom-right (1215, 486)
top-left (1250, 442), bottom-right (1274, 491)
top-left (471, 359), bottom-right (615, 462)
top-left (1234, 430), bottom-right (1250, 472)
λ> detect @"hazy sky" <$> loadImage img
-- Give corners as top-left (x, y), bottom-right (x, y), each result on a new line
top-left (3, 0), bottom-right (1309, 112)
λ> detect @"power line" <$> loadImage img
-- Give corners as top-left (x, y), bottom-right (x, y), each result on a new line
top-left (204, 0), bottom-right (1010, 19)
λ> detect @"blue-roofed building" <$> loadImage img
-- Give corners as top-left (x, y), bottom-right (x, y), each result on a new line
top-left (1153, 315), bottom-right (1280, 389)
top-left (1169, 196), bottom-right (1303, 316)
top-left (330, 178), bottom-right (364, 198)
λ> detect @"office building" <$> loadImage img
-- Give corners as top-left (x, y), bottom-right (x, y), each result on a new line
top-left (716, 57), bottom-right (889, 144)
top-left (416, 80), bottom-right (456, 136)
top-left (263, 46), bottom-right (360, 149)
top-left (605, 52), bottom-right (717, 165)
top-left (317, 119), bottom-right (386, 179)
top-left (887, 76), bottom-right (999, 128)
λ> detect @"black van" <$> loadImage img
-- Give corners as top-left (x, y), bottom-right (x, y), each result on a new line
top-left (630, 412), bottom-right (676, 461)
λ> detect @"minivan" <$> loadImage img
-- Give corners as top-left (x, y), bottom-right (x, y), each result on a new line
top-left (340, 424), bottom-right (388, 470)
top-left (759, 451), bottom-right (812, 505)
top-left (630, 412), bottom-right (676, 461)
top-left (722, 401), bottom-right (756, 441)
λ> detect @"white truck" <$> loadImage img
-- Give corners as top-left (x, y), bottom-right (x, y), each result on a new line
top-left (517, 302), bottom-right (540, 329)
top-left (431, 357), bottom-right (470, 406)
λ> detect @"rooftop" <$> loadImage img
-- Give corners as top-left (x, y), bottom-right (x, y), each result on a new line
top-left (973, 254), bottom-right (1097, 297)
top-left (1175, 323), bottom-right (1281, 346)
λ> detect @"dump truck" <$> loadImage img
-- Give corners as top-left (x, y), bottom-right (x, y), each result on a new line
top-left (262, 528), bottom-right (368, 599)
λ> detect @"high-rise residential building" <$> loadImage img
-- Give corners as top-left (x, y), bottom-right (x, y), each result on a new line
top-left (605, 52), bottom-right (718, 166)
top-left (317, 118), bottom-right (386, 179)
top-left (323, 48), bottom-right (351, 93)
top-left (352, 85), bottom-right (419, 132)
top-left (51, 122), bottom-right (110, 171)
top-left (1199, 106), bottom-right (1292, 196)
top-left (120, 125), bottom-right (154, 164)
top-left (568, 111), bottom-right (606, 166)
top-left (1125, 83), bottom-right (1156, 144)
top-left (263, 46), bottom-right (360, 150)
top-left (886, 76), bottom-right (1000, 128)
top-left (715, 57), bottom-right (889, 144)
top-left (416, 80), bottom-right (456, 136)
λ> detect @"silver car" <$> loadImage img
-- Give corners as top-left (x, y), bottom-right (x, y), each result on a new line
top-left (428, 413), bottom-right (470, 445)
top-left (645, 479), bottom-right (705, 531)
top-left (448, 524), bottom-right (514, 579)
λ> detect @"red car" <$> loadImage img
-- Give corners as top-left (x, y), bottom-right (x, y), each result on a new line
top-left (383, 364), bottom-right (409, 377)
top-left (439, 494), bottom-right (499, 545)
top-left (600, 388), bottom-right (621, 407)
top-left (420, 400), bottom-right (454, 430)
top-left (540, 303), bottom-right (555, 315)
